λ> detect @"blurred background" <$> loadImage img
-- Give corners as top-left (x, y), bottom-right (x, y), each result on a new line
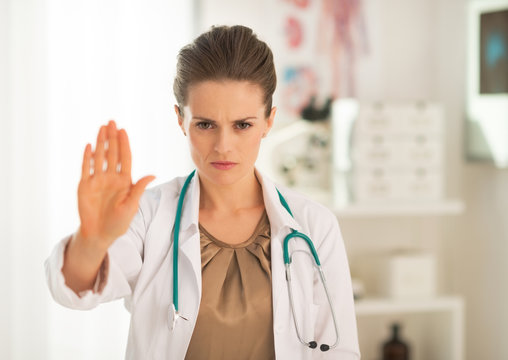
top-left (1, 0), bottom-right (507, 359)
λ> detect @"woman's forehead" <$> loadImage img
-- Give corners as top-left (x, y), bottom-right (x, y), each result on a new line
top-left (185, 80), bottom-right (265, 119)
top-left (188, 80), bottom-right (263, 99)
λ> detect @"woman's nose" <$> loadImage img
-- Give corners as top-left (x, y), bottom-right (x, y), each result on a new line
top-left (214, 128), bottom-right (233, 154)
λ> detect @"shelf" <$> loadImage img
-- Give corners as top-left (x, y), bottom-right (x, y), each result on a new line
top-left (355, 296), bottom-right (464, 316)
top-left (333, 199), bottom-right (465, 218)
top-left (355, 296), bottom-right (465, 360)
top-left (297, 187), bottom-right (465, 217)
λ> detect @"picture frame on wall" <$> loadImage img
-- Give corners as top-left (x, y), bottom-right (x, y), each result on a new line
top-left (466, 0), bottom-right (508, 167)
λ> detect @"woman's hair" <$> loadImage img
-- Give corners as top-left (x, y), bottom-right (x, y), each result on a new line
top-left (173, 25), bottom-right (276, 118)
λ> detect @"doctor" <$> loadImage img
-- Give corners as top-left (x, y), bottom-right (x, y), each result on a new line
top-left (45, 25), bottom-right (360, 359)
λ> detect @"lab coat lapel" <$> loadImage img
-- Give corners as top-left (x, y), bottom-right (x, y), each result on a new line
top-left (165, 170), bottom-right (320, 358)
top-left (176, 172), bottom-right (202, 321)
top-left (256, 170), bottom-right (305, 356)
top-left (256, 169), bottom-right (302, 238)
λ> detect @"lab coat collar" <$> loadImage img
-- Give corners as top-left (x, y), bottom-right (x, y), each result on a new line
top-left (178, 170), bottom-right (201, 242)
top-left (177, 168), bottom-right (302, 246)
top-left (254, 168), bottom-right (303, 238)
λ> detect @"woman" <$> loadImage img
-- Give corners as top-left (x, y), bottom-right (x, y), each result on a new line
top-left (45, 25), bottom-right (360, 359)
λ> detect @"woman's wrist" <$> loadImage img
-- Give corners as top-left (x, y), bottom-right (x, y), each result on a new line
top-left (74, 227), bottom-right (111, 259)
top-left (62, 230), bottom-right (108, 292)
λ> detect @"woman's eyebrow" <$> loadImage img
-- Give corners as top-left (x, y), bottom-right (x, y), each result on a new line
top-left (191, 116), bottom-right (258, 122)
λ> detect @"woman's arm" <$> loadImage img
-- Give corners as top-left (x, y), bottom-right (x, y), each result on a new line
top-left (62, 229), bottom-right (108, 295)
top-left (45, 201), bottom-right (148, 310)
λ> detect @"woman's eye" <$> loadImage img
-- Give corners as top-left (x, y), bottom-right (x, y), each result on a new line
top-left (236, 122), bottom-right (252, 130)
top-left (196, 122), bottom-right (213, 130)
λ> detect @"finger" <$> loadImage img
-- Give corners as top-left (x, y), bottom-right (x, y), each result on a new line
top-left (94, 126), bottom-right (106, 174)
top-left (106, 120), bottom-right (119, 173)
top-left (126, 175), bottom-right (156, 208)
top-left (118, 129), bottom-right (132, 175)
top-left (81, 143), bottom-right (92, 180)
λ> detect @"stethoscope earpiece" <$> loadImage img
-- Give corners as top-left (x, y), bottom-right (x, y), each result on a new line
top-left (307, 341), bottom-right (331, 352)
top-left (320, 344), bottom-right (330, 352)
top-left (284, 225), bottom-right (340, 351)
top-left (308, 341), bottom-right (330, 352)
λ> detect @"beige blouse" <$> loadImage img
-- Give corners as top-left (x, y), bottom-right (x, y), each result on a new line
top-left (185, 211), bottom-right (276, 360)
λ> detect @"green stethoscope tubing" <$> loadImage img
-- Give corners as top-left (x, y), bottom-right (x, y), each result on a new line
top-left (173, 170), bottom-right (339, 351)
top-left (172, 169), bottom-right (196, 312)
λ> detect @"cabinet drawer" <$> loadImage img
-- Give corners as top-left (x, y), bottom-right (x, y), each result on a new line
top-left (353, 167), bottom-right (443, 201)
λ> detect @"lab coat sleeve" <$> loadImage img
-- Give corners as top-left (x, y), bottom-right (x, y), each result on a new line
top-left (44, 198), bottom-right (147, 311)
top-left (312, 210), bottom-right (361, 359)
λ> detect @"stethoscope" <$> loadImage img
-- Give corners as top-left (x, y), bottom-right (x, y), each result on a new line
top-left (169, 170), bottom-right (340, 352)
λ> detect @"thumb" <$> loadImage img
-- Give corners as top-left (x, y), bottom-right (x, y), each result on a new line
top-left (127, 175), bottom-right (156, 207)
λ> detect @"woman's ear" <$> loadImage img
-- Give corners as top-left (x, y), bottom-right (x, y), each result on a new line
top-left (174, 105), bottom-right (186, 136)
top-left (263, 106), bottom-right (276, 138)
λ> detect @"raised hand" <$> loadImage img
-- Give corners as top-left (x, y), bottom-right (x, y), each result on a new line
top-left (62, 120), bottom-right (155, 294)
top-left (77, 120), bottom-right (156, 251)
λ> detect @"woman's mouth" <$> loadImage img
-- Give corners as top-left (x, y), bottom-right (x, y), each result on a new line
top-left (210, 161), bottom-right (237, 170)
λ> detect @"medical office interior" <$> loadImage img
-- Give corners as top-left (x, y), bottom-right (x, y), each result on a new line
top-left (1, 0), bottom-right (507, 359)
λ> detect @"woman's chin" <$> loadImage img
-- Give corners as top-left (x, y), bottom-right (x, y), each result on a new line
top-left (198, 165), bottom-right (252, 186)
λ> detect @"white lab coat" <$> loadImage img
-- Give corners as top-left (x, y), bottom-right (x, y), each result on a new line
top-left (45, 169), bottom-right (360, 360)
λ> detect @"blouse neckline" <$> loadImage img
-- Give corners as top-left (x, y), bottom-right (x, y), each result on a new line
top-left (198, 210), bottom-right (268, 249)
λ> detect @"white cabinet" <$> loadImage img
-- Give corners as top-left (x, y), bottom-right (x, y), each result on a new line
top-left (354, 297), bottom-right (464, 360)
top-left (261, 113), bottom-right (466, 360)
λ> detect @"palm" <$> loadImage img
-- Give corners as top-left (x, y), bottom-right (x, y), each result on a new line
top-left (77, 121), bottom-right (155, 249)
top-left (79, 172), bottom-right (131, 241)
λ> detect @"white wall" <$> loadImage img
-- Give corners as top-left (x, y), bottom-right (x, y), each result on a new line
top-left (1, 0), bottom-right (195, 358)
top-left (444, 165), bottom-right (508, 360)
top-left (438, 2), bottom-right (508, 358)
top-left (435, 1), bottom-right (508, 359)
top-left (44, 1), bottom-right (194, 358)
top-left (0, 0), bottom-right (12, 357)
top-left (1, 0), bottom-right (51, 357)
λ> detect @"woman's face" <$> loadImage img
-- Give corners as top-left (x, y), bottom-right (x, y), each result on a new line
top-left (176, 80), bottom-right (275, 186)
